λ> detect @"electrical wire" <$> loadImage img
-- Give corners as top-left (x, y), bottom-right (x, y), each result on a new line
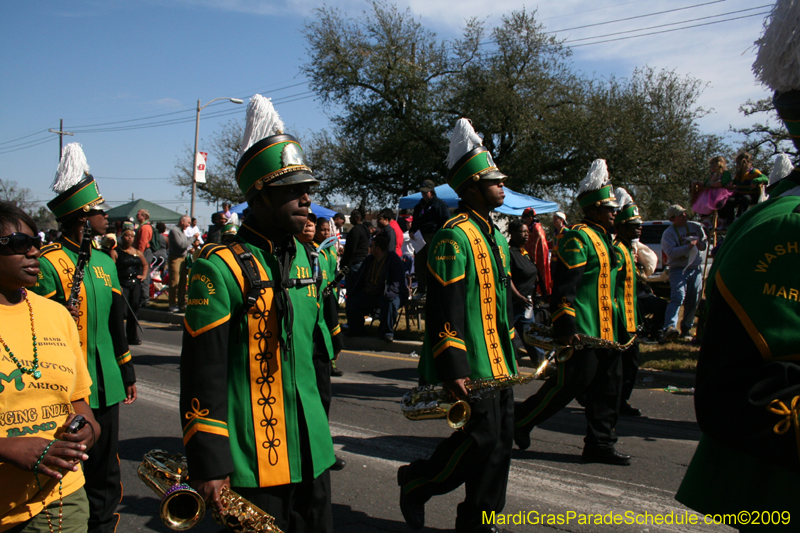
top-left (563, 4), bottom-right (771, 44)
top-left (549, 0), bottom-right (729, 33)
top-left (568, 10), bottom-right (769, 47)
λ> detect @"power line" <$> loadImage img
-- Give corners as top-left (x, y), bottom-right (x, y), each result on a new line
top-left (563, 4), bottom-right (771, 44)
top-left (0, 136), bottom-right (55, 156)
top-left (549, 0), bottom-right (729, 33)
top-left (568, 10), bottom-right (769, 47)
top-left (0, 129), bottom-right (50, 147)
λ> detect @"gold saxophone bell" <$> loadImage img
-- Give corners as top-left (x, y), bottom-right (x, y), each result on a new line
top-left (137, 450), bottom-right (205, 530)
top-left (139, 450), bottom-right (285, 533)
top-left (445, 400), bottom-right (471, 429)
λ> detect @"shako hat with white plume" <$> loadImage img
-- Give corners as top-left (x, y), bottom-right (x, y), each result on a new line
top-left (47, 143), bottom-right (109, 221)
top-left (235, 94), bottom-right (318, 201)
top-left (445, 118), bottom-right (507, 193)
top-left (613, 187), bottom-right (641, 225)
top-left (577, 159), bottom-right (618, 210)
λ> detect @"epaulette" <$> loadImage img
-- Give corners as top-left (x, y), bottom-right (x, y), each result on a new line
top-left (443, 213), bottom-right (469, 229)
top-left (571, 223), bottom-right (588, 231)
top-left (198, 243), bottom-right (226, 261)
top-left (39, 242), bottom-right (62, 254)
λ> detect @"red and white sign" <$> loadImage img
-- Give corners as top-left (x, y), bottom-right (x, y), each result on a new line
top-left (195, 151), bottom-right (208, 183)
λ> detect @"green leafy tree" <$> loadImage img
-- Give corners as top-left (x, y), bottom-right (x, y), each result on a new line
top-left (302, 0), bottom-right (481, 208)
top-left (171, 119), bottom-right (245, 205)
top-left (731, 97), bottom-right (799, 174)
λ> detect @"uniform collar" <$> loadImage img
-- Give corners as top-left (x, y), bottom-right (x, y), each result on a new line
top-left (59, 235), bottom-right (81, 254)
top-left (458, 204), bottom-right (493, 234)
top-left (581, 218), bottom-right (608, 235)
top-left (237, 223), bottom-right (274, 254)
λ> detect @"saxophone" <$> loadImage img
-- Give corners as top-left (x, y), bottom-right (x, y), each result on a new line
top-left (138, 449), bottom-right (284, 532)
top-left (523, 323), bottom-right (636, 362)
top-left (401, 374), bottom-right (537, 428)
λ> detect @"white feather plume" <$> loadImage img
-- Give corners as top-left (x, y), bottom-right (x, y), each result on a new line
top-left (578, 159), bottom-right (608, 196)
top-left (752, 0), bottom-right (800, 92)
top-left (614, 187), bottom-right (633, 208)
top-left (51, 143), bottom-right (90, 194)
top-left (447, 118), bottom-right (483, 169)
top-left (238, 94), bottom-right (285, 158)
top-left (769, 153), bottom-right (795, 186)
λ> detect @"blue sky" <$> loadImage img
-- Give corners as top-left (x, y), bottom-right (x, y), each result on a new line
top-left (0, 0), bottom-right (771, 228)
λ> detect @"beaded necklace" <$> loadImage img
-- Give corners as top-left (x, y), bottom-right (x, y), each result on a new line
top-left (0, 288), bottom-right (41, 379)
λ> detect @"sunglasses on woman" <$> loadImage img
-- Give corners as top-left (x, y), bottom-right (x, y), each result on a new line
top-left (0, 233), bottom-right (42, 254)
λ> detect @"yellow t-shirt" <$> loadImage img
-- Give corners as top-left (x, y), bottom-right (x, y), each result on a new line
top-left (0, 292), bottom-right (93, 532)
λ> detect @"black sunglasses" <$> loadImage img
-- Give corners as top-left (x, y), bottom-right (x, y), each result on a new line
top-left (0, 233), bottom-right (42, 254)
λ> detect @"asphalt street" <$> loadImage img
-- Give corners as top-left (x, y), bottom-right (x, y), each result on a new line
top-left (117, 321), bottom-right (730, 533)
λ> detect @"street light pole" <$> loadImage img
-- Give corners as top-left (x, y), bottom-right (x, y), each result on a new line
top-left (191, 97), bottom-right (244, 218)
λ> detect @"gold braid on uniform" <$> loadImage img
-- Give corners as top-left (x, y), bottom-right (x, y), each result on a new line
top-left (253, 292), bottom-right (282, 465)
top-left (768, 397), bottom-right (800, 465)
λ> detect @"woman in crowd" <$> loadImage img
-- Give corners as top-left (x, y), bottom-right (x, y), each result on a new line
top-left (691, 156), bottom-right (735, 225)
top-left (0, 201), bottom-right (100, 533)
top-left (115, 228), bottom-right (149, 345)
top-left (732, 151), bottom-right (768, 208)
top-left (506, 219), bottom-right (541, 362)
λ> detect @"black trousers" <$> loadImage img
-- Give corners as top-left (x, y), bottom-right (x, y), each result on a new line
top-left (85, 402), bottom-right (121, 533)
top-left (233, 472), bottom-right (332, 533)
top-left (621, 344), bottom-right (639, 403)
top-left (515, 348), bottom-right (622, 449)
top-left (639, 292), bottom-right (667, 337)
top-left (121, 281), bottom-right (142, 344)
top-left (401, 389), bottom-right (514, 532)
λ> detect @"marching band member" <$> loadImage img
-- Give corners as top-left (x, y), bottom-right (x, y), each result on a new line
top-left (513, 159), bottom-right (631, 465)
top-left (180, 95), bottom-right (335, 533)
top-left (32, 144), bottom-right (136, 533)
top-left (397, 118), bottom-right (517, 533)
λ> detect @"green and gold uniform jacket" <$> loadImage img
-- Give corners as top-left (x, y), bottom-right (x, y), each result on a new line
top-left (613, 239), bottom-right (639, 337)
top-left (677, 195), bottom-right (800, 517)
top-left (550, 220), bottom-right (621, 342)
top-left (180, 225), bottom-right (334, 488)
top-left (316, 243), bottom-right (342, 357)
top-left (418, 209), bottom-right (518, 384)
top-left (32, 237), bottom-right (133, 409)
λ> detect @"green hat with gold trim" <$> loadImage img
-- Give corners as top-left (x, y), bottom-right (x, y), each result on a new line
top-left (613, 187), bottom-right (641, 225)
top-left (47, 143), bottom-right (110, 221)
top-left (446, 118), bottom-right (507, 193)
top-left (577, 159), bottom-right (618, 210)
top-left (222, 223), bottom-right (238, 236)
top-left (235, 94), bottom-right (317, 202)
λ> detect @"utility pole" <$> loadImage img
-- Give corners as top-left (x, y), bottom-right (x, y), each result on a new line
top-left (49, 119), bottom-right (74, 160)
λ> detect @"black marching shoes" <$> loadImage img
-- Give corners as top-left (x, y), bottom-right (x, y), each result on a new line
top-left (581, 446), bottom-right (631, 466)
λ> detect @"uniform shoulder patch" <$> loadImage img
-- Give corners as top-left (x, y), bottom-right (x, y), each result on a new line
top-left (198, 243), bottom-right (226, 261)
top-left (40, 243), bottom-right (62, 254)
top-left (443, 213), bottom-right (469, 230)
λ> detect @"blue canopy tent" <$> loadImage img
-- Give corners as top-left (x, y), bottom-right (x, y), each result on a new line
top-left (227, 202), bottom-right (338, 220)
top-left (398, 184), bottom-right (558, 216)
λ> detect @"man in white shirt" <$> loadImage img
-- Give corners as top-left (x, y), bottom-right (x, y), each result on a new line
top-left (184, 217), bottom-right (203, 246)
